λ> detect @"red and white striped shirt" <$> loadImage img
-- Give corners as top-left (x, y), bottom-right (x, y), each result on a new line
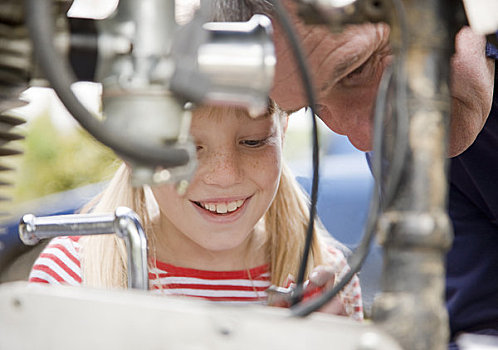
top-left (29, 236), bottom-right (363, 320)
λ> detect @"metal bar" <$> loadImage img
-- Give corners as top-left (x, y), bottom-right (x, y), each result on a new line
top-left (19, 207), bottom-right (148, 290)
top-left (371, 0), bottom-right (455, 349)
top-left (114, 207), bottom-right (149, 290)
top-left (19, 212), bottom-right (116, 244)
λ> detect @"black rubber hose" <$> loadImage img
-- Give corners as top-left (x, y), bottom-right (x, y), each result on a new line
top-left (290, 0), bottom-right (410, 316)
top-left (291, 66), bottom-right (393, 316)
top-left (269, 0), bottom-right (320, 306)
top-left (25, 0), bottom-right (190, 168)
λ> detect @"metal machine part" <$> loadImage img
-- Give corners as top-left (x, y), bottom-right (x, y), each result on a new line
top-left (296, 0), bottom-right (389, 31)
top-left (0, 0), bottom-right (30, 237)
top-left (370, 0), bottom-right (455, 348)
top-left (4, 0), bottom-right (496, 348)
top-left (294, 0), bottom-right (458, 348)
top-left (96, 0), bottom-right (191, 183)
top-left (0, 282), bottom-right (402, 350)
top-left (0, 0), bottom-right (80, 272)
top-left (18, 207), bottom-right (148, 290)
top-left (33, 0), bottom-right (275, 188)
top-left (170, 13), bottom-right (275, 118)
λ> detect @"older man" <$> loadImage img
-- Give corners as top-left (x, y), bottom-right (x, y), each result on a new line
top-left (213, 0), bottom-right (497, 347)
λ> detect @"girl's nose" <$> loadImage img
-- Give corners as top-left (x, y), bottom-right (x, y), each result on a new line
top-left (201, 148), bottom-right (243, 187)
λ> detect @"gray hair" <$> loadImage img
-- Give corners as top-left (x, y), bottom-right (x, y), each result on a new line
top-left (210, 0), bottom-right (274, 21)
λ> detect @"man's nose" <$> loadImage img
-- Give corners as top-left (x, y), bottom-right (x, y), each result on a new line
top-left (201, 148), bottom-right (243, 187)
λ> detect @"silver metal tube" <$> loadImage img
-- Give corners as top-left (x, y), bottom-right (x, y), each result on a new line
top-left (19, 212), bottom-right (116, 245)
top-left (113, 207), bottom-right (149, 290)
top-left (198, 15), bottom-right (275, 117)
top-left (19, 207), bottom-right (148, 290)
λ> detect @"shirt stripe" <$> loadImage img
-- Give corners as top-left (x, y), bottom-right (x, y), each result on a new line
top-left (149, 275), bottom-right (271, 288)
top-left (29, 236), bottom-right (363, 320)
top-left (31, 256), bottom-right (80, 286)
top-left (38, 252), bottom-right (81, 283)
top-left (48, 242), bottom-right (80, 267)
top-left (151, 287), bottom-right (268, 298)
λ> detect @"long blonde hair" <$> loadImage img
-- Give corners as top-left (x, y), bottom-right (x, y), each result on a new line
top-left (80, 107), bottom-right (341, 289)
top-left (79, 165), bottom-right (151, 288)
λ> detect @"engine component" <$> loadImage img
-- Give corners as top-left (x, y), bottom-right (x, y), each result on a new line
top-left (0, 0), bottom-right (29, 235)
top-left (19, 207), bottom-right (148, 290)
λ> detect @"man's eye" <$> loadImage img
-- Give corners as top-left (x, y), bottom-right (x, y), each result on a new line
top-left (340, 60), bottom-right (375, 87)
top-left (346, 64), bottom-right (365, 79)
top-left (241, 139), bottom-right (266, 148)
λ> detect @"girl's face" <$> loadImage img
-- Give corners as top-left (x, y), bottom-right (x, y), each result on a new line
top-left (152, 106), bottom-right (285, 258)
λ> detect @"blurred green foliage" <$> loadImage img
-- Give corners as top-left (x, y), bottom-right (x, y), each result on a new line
top-left (11, 112), bottom-right (118, 204)
top-left (6, 107), bottom-right (329, 205)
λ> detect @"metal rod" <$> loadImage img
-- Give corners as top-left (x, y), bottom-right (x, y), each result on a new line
top-left (371, 0), bottom-right (455, 349)
top-left (19, 207), bottom-right (148, 290)
top-left (113, 207), bottom-right (149, 290)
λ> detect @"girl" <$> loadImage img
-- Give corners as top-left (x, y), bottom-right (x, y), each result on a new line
top-left (29, 102), bottom-right (363, 320)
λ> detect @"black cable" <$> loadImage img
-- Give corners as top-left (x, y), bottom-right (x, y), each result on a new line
top-left (380, 0), bottom-right (409, 208)
top-left (291, 65), bottom-right (393, 317)
top-left (269, 0), bottom-right (320, 306)
top-left (290, 0), bottom-right (410, 317)
top-left (25, 0), bottom-right (190, 168)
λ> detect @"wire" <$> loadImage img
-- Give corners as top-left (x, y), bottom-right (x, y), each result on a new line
top-left (290, 0), bottom-right (410, 317)
top-left (269, 0), bottom-right (320, 306)
top-left (291, 64), bottom-right (393, 317)
top-left (25, 0), bottom-right (190, 168)
top-left (380, 0), bottom-right (409, 208)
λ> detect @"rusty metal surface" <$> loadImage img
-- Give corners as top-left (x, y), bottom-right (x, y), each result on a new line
top-left (371, 0), bottom-right (457, 349)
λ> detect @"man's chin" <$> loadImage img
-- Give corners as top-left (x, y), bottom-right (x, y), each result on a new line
top-left (347, 135), bottom-right (373, 152)
top-left (315, 107), bottom-right (373, 152)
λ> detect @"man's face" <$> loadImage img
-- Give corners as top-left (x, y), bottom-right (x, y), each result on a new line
top-left (270, 2), bottom-right (392, 151)
top-left (269, 2), bottom-right (495, 156)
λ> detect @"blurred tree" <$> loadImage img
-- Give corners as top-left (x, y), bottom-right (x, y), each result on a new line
top-left (12, 112), bottom-right (118, 204)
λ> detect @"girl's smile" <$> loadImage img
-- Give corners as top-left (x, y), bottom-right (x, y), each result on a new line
top-left (191, 196), bottom-right (252, 223)
top-left (150, 104), bottom-right (286, 269)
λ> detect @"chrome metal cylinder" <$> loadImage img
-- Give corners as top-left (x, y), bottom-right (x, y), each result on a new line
top-left (114, 207), bottom-right (148, 290)
top-left (99, 0), bottom-right (183, 141)
top-left (19, 207), bottom-right (148, 290)
top-left (199, 14), bottom-right (275, 116)
top-left (19, 212), bottom-right (116, 245)
top-left (96, 0), bottom-right (196, 186)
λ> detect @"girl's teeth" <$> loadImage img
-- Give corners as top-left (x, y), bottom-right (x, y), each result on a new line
top-left (200, 200), bottom-right (245, 214)
top-left (217, 203), bottom-right (228, 214)
top-left (227, 202), bottom-right (237, 212)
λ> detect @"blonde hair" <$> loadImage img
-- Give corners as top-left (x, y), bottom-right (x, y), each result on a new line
top-left (80, 106), bottom-right (341, 289)
top-left (265, 163), bottom-right (338, 286)
top-left (79, 165), bottom-right (151, 288)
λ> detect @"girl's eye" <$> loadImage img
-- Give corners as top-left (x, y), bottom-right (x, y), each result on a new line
top-left (241, 138), bottom-right (266, 148)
